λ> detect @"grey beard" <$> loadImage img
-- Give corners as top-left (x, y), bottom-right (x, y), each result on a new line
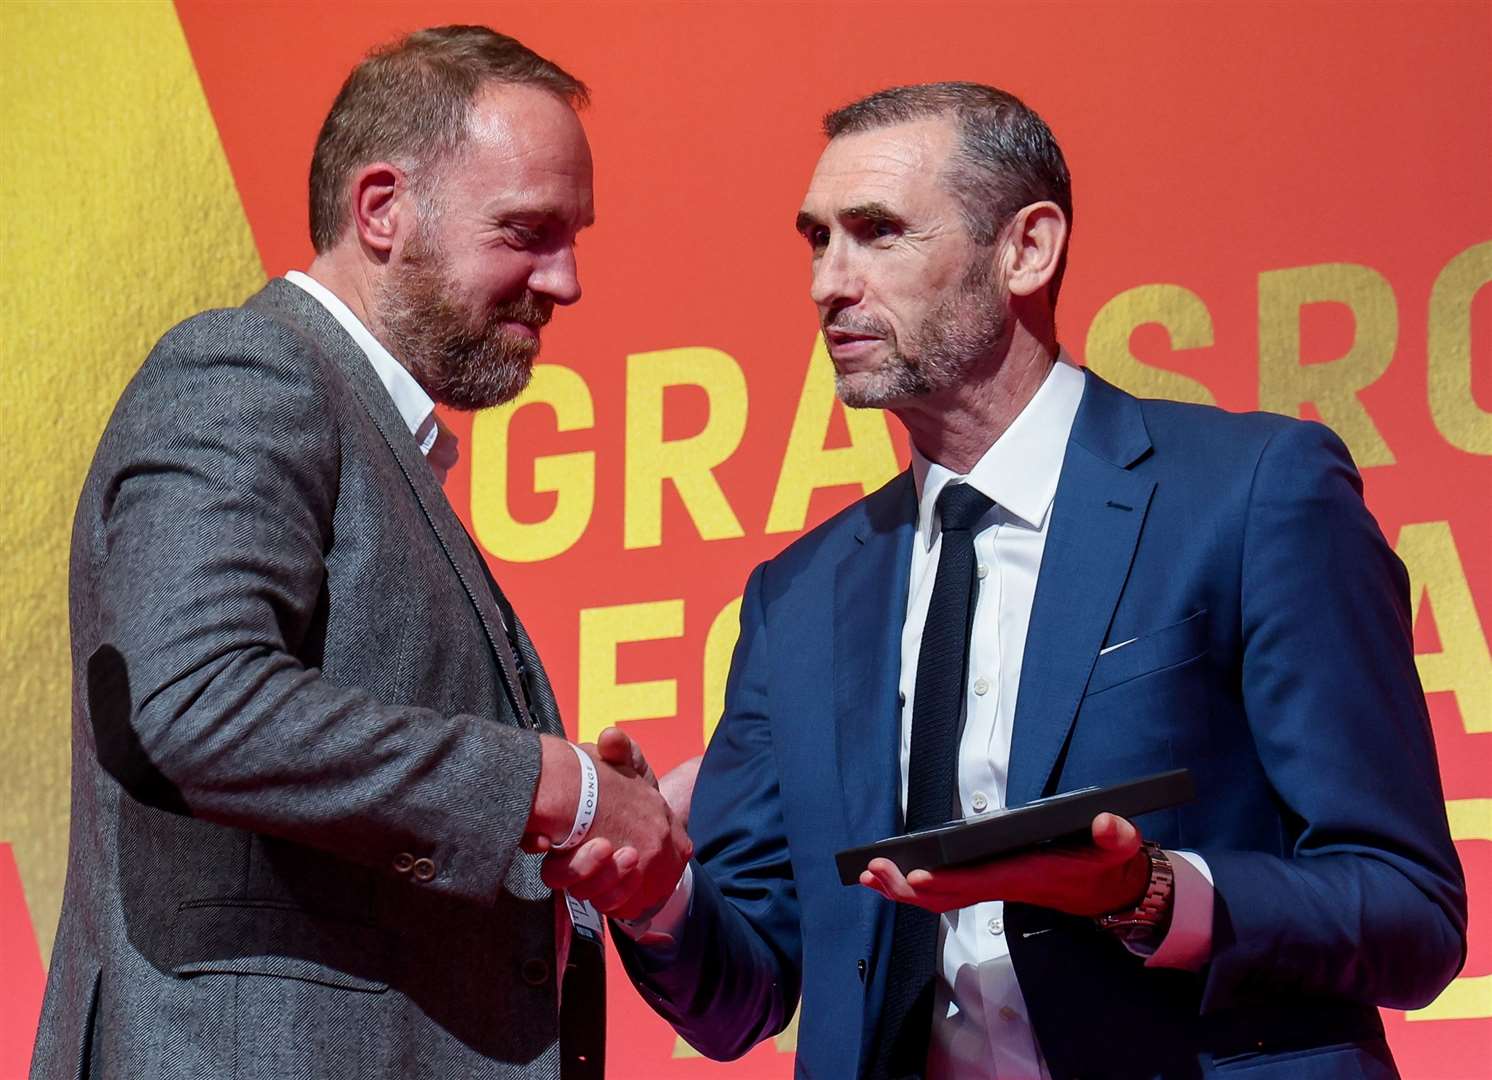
top-left (834, 267), bottom-right (1005, 410)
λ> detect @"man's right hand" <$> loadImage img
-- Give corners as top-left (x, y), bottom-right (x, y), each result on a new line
top-left (594, 725), bottom-right (701, 829)
top-left (525, 734), bottom-right (692, 920)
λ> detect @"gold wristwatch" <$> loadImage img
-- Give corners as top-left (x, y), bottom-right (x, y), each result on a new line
top-left (1095, 841), bottom-right (1174, 945)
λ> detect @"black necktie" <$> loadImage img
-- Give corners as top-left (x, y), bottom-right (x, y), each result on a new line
top-left (869, 482), bottom-right (994, 1080)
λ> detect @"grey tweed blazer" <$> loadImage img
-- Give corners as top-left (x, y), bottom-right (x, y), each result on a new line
top-left (31, 279), bottom-right (596, 1079)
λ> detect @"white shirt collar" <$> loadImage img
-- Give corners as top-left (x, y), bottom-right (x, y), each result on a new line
top-left (910, 354), bottom-right (1086, 550)
top-left (284, 271), bottom-right (444, 459)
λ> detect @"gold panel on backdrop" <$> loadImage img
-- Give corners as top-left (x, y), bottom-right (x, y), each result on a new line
top-left (0, 0), bottom-right (264, 961)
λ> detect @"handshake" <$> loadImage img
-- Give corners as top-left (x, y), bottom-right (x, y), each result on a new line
top-left (522, 728), bottom-right (699, 921)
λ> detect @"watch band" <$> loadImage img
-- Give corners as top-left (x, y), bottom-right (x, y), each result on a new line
top-left (1095, 841), bottom-right (1174, 944)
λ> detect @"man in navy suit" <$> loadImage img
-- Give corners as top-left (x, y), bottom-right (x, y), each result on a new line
top-left (586, 83), bottom-right (1466, 1079)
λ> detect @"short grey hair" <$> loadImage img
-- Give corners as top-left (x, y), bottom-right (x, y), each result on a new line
top-left (824, 82), bottom-right (1072, 300)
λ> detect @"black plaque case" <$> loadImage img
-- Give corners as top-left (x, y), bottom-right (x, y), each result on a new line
top-left (835, 768), bottom-right (1196, 886)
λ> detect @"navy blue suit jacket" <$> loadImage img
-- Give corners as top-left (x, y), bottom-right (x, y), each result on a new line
top-left (619, 371), bottom-right (1466, 1079)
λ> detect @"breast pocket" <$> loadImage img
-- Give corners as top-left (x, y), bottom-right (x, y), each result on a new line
top-left (1086, 610), bottom-right (1209, 697)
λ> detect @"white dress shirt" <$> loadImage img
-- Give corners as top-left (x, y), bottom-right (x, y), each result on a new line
top-left (623, 357), bottom-right (1215, 1077)
top-left (903, 357), bottom-right (1212, 1080)
top-left (284, 271), bottom-right (459, 481)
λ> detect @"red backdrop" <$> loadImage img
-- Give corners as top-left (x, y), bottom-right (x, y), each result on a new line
top-left (15, 3), bottom-right (1492, 1077)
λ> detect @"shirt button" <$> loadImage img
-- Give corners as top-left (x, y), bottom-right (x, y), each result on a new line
top-left (1000, 1005), bottom-right (1019, 1022)
top-left (977, 563), bottom-right (988, 579)
top-left (411, 857), bottom-right (437, 882)
top-left (987, 917), bottom-right (1003, 936)
top-left (392, 853), bottom-right (414, 873)
top-left (973, 678), bottom-right (990, 696)
top-left (521, 958), bottom-right (550, 986)
top-left (971, 792), bottom-right (989, 813)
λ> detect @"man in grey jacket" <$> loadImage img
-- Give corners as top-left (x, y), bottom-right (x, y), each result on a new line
top-left (31, 25), bottom-right (688, 1080)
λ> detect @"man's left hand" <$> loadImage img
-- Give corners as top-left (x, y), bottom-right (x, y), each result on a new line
top-left (858, 811), bottom-right (1150, 917)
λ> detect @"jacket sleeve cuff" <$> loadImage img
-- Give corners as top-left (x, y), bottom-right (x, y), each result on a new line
top-left (612, 863), bottom-right (694, 959)
top-left (1131, 849), bottom-right (1214, 971)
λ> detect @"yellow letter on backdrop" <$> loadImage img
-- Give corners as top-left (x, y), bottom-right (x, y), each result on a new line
top-left (470, 365), bottom-right (595, 563)
top-left (578, 600), bottom-right (685, 742)
top-left (1258, 263), bottom-right (1397, 467)
top-left (766, 335), bottom-right (900, 534)
top-left (1427, 241), bottom-right (1492, 455)
top-left (1084, 284), bottom-right (1217, 405)
top-left (625, 348), bottom-right (747, 549)
top-left (1396, 521), bottom-right (1492, 735)
top-left (701, 596), bottom-right (743, 745)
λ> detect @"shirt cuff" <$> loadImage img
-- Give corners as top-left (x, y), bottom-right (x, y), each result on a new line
top-left (1131, 849), bottom-right (1213, 971)
top-left (612, 863), bottom-right (694, 953)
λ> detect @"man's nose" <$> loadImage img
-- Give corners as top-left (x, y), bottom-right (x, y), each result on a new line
top-left (809, 239), bottom-right (860, 310)
top-left (529, 245), bottom-right (582, 306)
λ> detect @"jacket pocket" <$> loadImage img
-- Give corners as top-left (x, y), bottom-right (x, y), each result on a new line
top-left (76, 966), bottom-right (102, 1080)
top-left (1087, 610), bottom-right (1209, 697)
top-left (170, 899), bottom-right (389, 992)
top-left (1211, 1037), bottom-right (1391, 1077)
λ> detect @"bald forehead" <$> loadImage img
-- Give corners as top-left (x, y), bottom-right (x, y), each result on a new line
top-left (463, 82), bottom-right (591, 161)
top-left (445, 81), bottom-right (595, 228)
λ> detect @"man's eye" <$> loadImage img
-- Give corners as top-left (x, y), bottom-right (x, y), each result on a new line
top-left (870, 221), bottom-right (898, 239)
top-left (808, 227), bottom-right (830, 249)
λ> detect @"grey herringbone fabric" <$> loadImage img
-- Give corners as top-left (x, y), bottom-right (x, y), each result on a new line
top-left (31, 279), bottom-right (591, 1079)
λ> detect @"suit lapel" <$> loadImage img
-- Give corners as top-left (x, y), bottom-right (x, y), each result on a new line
top-left (509, 606), bottom-right (566, 737)
top-left (834, 473), bottom-right (918, 848)
top-left (247, 279), bottom-right (531, 724)
top-left (1006, 372), bottom-right (1156, 809)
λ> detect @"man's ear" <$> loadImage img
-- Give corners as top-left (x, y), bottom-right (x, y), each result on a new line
top-left (1002, 201), bottom-right (1068, 299)
top-left (349, 162), bottom-right (410, 260)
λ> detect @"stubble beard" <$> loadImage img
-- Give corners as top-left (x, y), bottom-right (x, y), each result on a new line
top-left (832, 258), bottom-right (1006, 410)
top-left (376, 228), bottom-right (552, 412)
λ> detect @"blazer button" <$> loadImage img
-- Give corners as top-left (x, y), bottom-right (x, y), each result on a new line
top-left (521, 958), bottom-right (550, 986)
top-left (393, 853), bottom-right (415, 873)
top-left (411, 857), bottom-right (437, 882)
